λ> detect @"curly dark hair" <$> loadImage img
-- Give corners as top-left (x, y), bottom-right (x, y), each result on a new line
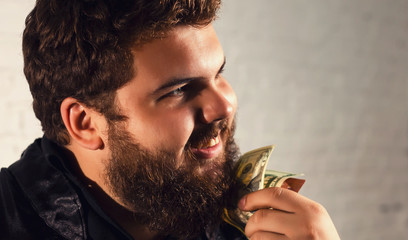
top-left (23, 0), bottom-right (221, 145)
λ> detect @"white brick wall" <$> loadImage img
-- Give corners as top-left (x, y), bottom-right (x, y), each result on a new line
top-left (0, 0), bottom-right (42, 164)
top-left (214, 1), bottom-right (408, 239)
top-left (1, 0), bottom-right (407, 239)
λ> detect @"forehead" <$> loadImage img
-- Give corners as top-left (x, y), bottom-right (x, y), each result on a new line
top-left (131, 24), bottom-right (224, 82)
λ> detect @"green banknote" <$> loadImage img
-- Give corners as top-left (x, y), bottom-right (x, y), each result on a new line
top-left (223, 145), bottom-right (305, 235)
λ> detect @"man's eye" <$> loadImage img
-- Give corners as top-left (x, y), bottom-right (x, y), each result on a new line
top-left (169, 87), bottom-right (184, 96)
top-left (159, 86), bottom-right (186, 101)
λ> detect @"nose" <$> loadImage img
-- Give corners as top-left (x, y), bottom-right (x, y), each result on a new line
top-left (197, 82), bottom-right (236, 124)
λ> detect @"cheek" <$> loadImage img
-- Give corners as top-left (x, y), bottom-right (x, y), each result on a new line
top-left (140, 109), bottom-right (195, 153)
top-left (166, 112), bottom-right (194, 144)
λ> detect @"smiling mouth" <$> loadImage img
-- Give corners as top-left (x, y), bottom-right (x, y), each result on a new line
top-left (194, 135), bottom-right (220, 149)
top-left (187, 120), bottom-right (229, 159)
top-left (189, 134), bottom-right (222, 160)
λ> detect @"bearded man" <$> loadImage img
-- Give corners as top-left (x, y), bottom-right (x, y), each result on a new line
top-left (0, 0), bottom-right (340, 239)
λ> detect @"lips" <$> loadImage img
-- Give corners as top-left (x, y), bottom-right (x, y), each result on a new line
top-left (187, 120), bottom-right (229, 160)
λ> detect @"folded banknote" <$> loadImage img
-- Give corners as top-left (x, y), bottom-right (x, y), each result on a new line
top-left (223, 145), bottom-right (305, 234)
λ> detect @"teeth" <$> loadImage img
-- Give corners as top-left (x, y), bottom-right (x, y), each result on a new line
top-left (205, 136), bottom-right (219, 148)
top-left (192, 136), bottom-right (220, 149)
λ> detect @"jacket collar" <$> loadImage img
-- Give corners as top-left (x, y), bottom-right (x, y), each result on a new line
top-left (9, 138), bottom-right (86, 240)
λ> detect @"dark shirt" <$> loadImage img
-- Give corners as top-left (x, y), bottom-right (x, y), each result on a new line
top-left (0, 137), bottom-right (246, 240)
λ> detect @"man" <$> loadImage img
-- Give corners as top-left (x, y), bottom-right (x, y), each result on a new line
top-left (0, 0), bottom-right (340, 239)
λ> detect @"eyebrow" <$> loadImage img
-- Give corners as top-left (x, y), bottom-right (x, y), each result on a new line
top-left (152, 57), bottom-right (226, 96)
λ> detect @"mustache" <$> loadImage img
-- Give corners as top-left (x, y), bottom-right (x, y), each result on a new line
top-left (185, 119), bottom-right (229, 150)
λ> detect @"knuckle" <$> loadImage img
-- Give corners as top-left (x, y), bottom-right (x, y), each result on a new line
top-left (302, 223), bottom-right (319, 240)
top-left (267, 187), bottom-right (284, 199)
top-left (296, 219), bottom-right (317, 240)
top-left (299, 203), bottom-right (328, 239)
top-left (308, 201), bottom-right (326, 216)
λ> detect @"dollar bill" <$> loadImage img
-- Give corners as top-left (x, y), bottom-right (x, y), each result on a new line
top-left (223, 145), bottom-right (305, 235)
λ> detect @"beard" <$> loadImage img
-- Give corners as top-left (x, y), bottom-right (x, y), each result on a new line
top-left (104, 119), bottom-right (240, 239)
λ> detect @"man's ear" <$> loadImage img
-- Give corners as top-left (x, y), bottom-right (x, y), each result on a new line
top-left (60, 97), bottom-right (104, 150)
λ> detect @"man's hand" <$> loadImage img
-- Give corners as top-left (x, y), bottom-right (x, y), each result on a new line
top-left (238, 187), bottom-right (340, 240)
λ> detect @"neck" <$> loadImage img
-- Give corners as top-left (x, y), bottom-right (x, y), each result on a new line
top-left (86, 181), bottom-right (164, 240)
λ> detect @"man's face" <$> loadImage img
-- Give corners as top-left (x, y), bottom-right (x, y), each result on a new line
top-left (103, 25), bottom-right (239, 238)
top-left (114, 24), bottom-right (237, 174)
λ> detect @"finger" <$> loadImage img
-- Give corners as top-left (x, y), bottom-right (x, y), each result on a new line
top-left (245, 199), bottom-right (341, 240)
top-left (239, 187), bottom-right (309, 212)
top-left (247, 231), bottom-right (289, 240)
top-left (245, 208), bottom-right (297, 237)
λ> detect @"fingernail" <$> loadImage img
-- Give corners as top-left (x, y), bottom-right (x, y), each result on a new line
top-left (238, 196), bottom-right (246, 209)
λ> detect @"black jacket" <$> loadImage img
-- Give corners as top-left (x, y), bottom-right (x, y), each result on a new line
top-left (0, 138), bottom-right (245, 240)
